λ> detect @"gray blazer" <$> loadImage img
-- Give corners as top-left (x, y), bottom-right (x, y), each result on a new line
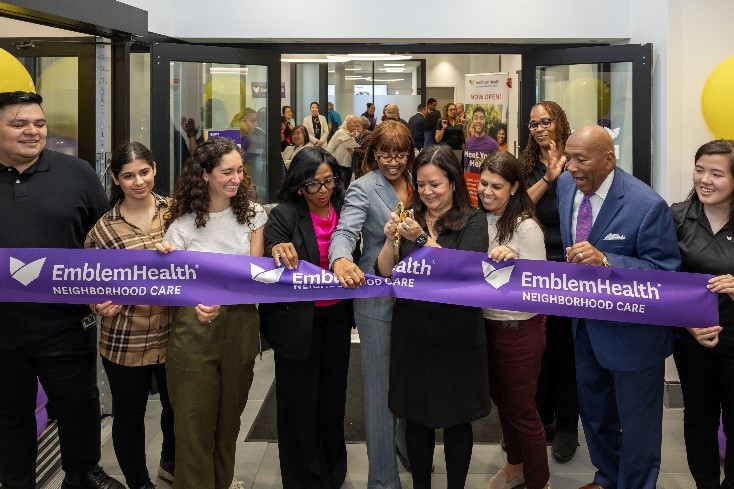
top-left (329, 170), bottom-right (401, 321)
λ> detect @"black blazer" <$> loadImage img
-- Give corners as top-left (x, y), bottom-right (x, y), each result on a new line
top-left (259, 200), bottom-right (346, 361)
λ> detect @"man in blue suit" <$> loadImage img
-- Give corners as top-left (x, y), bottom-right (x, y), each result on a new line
top-left (557, 125), bottom-right (681, 489)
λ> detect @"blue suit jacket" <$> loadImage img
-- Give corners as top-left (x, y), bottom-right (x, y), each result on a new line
top-left (557, 167), bottom-right (681, 371)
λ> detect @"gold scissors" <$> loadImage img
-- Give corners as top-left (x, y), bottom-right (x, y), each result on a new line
top-left (393, 202), bottom-right (414, 263)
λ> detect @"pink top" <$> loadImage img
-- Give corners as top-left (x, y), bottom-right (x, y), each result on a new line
top-left (311, 206), bottom-right (340, 307)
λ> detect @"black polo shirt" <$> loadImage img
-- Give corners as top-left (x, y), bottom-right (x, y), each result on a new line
top-left (671, 199), bottom-right (734, 328)
top-left (0, 149), bottom-right (109, 352)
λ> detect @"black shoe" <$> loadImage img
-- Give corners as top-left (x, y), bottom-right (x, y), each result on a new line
top-left (158, 460), bottom-right (174, 484)
top-left (138, 483), bottom-right (156, 489)
top-left (61, 466), bottom-right (124, 489)
top-left (396, 444), bottom-right (411, 472)
top-left (551, 431), bottom-right (579, 463)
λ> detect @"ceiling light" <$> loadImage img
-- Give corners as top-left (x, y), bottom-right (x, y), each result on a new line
top-left (383, 63), bottom-right (406, 67)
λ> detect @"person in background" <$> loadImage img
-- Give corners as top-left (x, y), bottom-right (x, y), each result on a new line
top-left (329, 120), bottom-right (415, 489)
top-left (303, 102), bottom-right (328, 147)
top-left (282, 105), bottom-right (295, 130)
top-left (464, 106), bottom-right (499, 174)
top-left (157, 137), bottom-right (266, 489)
top-left (85, 142), bottom-right (175, 489)
top-left (281, 116), bottom-right (293, 151)
top-left (383, 104), bottom-right (409, 127)
top-left (0, 91), bottom-right (121, 489)
top-left (376, 144), bottom-right (490, 489)
top-left (519, 101), bottom-right (579, 464)
top-left (435, 102), bottom-right (464, 157)
top-left (261, 147), bottom-right (352, 489)
top-left (282, 125), bottom-right (314, 169)
top-left (408, 103), bottom-right (427, 150)
top-left (558, 125), bottom-right (681, 489)
top-left (362, 102), bottom-right (377, 131)
top-left (326, 114), bottom-right (359, 185)
top-left (670, 139), bottom-right (734, 489)
top-left (476, 151), bottom-right (550, 489)
top-left (455, 102), bottom-right (466, 123)
top-left (327, 102), bottom-right (343, 141)
top-left (423, 98), bottom-right (441, 149)
top-left (352, 116), bottom-right (373, 180)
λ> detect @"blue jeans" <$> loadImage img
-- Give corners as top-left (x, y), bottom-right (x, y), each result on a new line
top-left (354, 310), bottom-right (401, 489)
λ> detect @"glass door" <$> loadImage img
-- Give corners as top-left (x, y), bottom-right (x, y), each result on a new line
top-left (521, 44), bottom-right (652, 184)
top-left (0, 38), bottom-right (98, 168)
top-left (151, 43), bottom-right (280, 202)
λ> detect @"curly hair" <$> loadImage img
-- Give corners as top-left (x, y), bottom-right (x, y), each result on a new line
top-left (362, 120), bottom-right (415, 177)
top-left (686, 139), bottom-right (734, 220)
top-left (165, 137), bottom-right (256, 229)
top-left (108, 141), bottom-right (155, 206)
top-left (519, 101), bottom-right (571, 174)
top-left (276, 146), bottom-right (345, 206)
top-left (411, 145), bottom-right (473, 235)
top-left (478, 151), bottom-right (537, 245)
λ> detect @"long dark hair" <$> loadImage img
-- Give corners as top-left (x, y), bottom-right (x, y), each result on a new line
top-left (479, 151), bottom-right (536, 245)
top-left (519, 101), bottom-right (571, 174)
top-left (411, 145), bottom-right (473, 235)
top-left (276, 146), bottom-right (345, 207)
top-left (686, 139), bottom-right (734, 220)
top-left (363, 120), bottom-right (415, 177)
top-left (165, 137), bottom-right (255, 229)
top-left (108, 141), bottom-right (156, 206)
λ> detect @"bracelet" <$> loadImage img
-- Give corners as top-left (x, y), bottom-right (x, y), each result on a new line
top-left (542, 176), bottom-right (553, 185)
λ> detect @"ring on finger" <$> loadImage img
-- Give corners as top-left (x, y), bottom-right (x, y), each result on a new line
top-left (579, 252), bottom-right (583, 259)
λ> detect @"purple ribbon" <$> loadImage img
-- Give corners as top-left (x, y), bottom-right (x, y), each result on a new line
top-left (1, 247), bottom-right (718, 327)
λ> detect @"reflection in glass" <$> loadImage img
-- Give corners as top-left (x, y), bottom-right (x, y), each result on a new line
top-left (535, 62), bottom-right (632, 172)
top-left (169, 61), bottom-right (269, 201)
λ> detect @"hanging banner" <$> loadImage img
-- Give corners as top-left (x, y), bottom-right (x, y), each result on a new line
top-left (0, 247), bottom-right (718, 328)
top-left (464, 72), bottom-right (510, 205)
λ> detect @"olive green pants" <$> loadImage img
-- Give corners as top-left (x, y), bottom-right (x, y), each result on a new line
top-left (166, 304), bottom-right (259, 489)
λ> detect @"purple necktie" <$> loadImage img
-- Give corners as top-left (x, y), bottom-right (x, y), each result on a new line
top-left (576, 194), bottom-right (592, 243)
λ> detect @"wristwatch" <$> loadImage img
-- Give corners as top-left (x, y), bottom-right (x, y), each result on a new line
top-left (414, 232), bottom-right (429, 247)
top-left (601, 253), bottom-right (611, 267)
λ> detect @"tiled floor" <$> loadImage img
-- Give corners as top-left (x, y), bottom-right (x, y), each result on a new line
top-left (100, 343), bottom-right (699, 489)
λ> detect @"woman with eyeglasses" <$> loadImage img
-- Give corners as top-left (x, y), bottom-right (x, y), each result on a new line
top-left (259, 146), bottom-right (352, 488)
top-left (519, 101), bottom-right (580, 463)
top-left (376, 145), bottom-right (490, 489)
top-left (329, 120), bottom-right (415, 489)
top-left (155, 138), bottom-right (266, 489)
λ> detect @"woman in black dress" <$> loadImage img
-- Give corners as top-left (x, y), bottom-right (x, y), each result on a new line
top-left (376, 145), bottom-right (490, 489)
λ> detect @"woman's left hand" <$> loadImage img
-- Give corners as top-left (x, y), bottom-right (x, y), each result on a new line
top-left (195, 304), bottom-right (221, 324)
top-left (397, 217), bottom-right (423, 242)
top-left (272, 242), bottom-right (299, 269)
top-left (489, 245), bottom-right (518, 262)
top-left (707, 274), bottom-right (734, 301)
top-left (686, 325), bottom-right (723, 348)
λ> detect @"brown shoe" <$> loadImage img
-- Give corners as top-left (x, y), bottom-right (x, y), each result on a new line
top-left (579, 483), bottom-right (604, 489)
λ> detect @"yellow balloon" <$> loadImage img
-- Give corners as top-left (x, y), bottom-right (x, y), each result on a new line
top-left (563, 77), bottom-right (612, 128)
top-left (701, 56), bottom-right (734, 139)
top-left (0, 48), bottom-right (35, 93)
top-left (37, 57), bottom-right (79, 139)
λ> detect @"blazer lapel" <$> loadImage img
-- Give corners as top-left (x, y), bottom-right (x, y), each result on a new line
top-left (559, 179), bottom-right (575, 247)
top-left (589, 167), bottom-right (624, 245)
top-left (374, 172), bottom-right (400, 212)
top-left (296, 203), bottom-right (320, 264)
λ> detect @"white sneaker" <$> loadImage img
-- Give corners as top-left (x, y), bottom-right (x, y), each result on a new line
top-left (229, 478), bottom-right (246, 489)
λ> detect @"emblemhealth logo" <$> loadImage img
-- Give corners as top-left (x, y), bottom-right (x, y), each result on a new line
top-left (9, 257), bottom-right (46, 286)
top-left (482, 262), bottom-right (514, 289)
top-left (250, 264), bottom-right (285, 284)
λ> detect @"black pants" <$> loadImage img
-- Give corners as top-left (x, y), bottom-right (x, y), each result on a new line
top-left (405, 420), bottom-right (473, 489)
top-left (102, 358), bottom-right (175, 489)
top-left (0, 325), bottom-right (100, 489)
top-left (535, 314), bottom-right (579, 433)
top-left (274, 300), bottom-right (351, 489)
top-left (674, 327), bottom-right (734, 489)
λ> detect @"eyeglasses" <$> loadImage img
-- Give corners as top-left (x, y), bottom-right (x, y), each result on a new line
top-left (302, 176), bottom-right (338, 194)
top-left (528, 118), bottom-right (553, 130)
top-left (374, 152), bottom-right (410, 164)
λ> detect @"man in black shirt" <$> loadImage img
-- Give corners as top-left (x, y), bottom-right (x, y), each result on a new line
top-left (0, 91), bottom-right (122, 489)
top-left (408, 103), bottom-right (427, 150)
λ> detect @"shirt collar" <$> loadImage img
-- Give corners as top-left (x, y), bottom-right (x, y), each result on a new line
top-left (107, 192), bottom-right (169, 221)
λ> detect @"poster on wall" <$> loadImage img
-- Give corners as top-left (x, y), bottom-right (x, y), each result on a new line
top-left (464, 72), bottom-right (509, 206)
